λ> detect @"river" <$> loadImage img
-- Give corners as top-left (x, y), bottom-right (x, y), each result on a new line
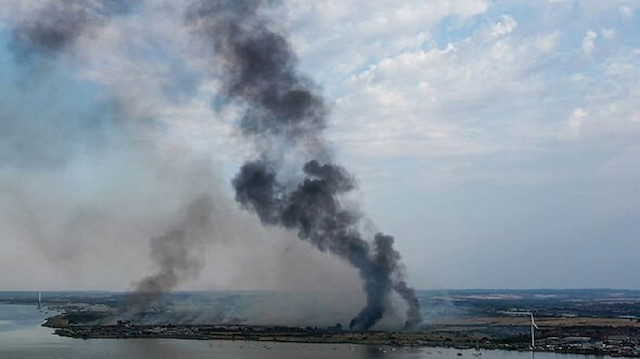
top-left (0, 304), bottom-right (610, 359)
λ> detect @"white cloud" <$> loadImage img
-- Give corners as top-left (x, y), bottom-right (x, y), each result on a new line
top-left (283, 0), bottom-right (490, 91)
top-left (582, 30), bottom-right (597, 55)
top-left (275, 0), bottom-right (640, 196)
top-left (321, 12), bottom-right (550, 162)
top-left (619, 5), bottom-right (633, 18)
top-left (491, 15), bottom-right (517, 38)
top-left (536, 31), bottom-right (560, 53)
top-left (601, 28), bottom-right (616, 40)
top-left (567, 107), bottom-right (588, 139)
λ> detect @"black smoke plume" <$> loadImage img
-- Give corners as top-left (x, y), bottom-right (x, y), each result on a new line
top-left (4, 0), bottom-right (422, 328)
top-left (124, 195), bottom-right (214, 313)
top-left (6, 0), bottom-right (218, 313)
top-left (189, 0), bottom-right (422, 330)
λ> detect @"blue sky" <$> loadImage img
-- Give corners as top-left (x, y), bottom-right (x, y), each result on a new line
top-left (285, 0), bottom-right (640, 288)
top-left (0, 0), bottom-right (639, 291)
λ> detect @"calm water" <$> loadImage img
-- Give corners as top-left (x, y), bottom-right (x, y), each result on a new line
top-left (0, 305), bottom-right (608, 359)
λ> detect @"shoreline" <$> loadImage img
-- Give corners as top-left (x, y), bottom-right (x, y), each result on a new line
top-left (45, 322), bottom-right (640, 357)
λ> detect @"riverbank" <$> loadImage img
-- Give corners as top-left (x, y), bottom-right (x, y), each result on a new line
top-left (44, 320), bottom-right (640, 357)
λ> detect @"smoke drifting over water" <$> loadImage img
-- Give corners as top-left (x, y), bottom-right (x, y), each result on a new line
top-left (1, 0), bottom-right (421, 329)
top-left (189, 0), bottom-right (421, 330)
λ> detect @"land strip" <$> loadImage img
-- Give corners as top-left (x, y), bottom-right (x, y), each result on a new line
top-left (44, 315), bottom-right (640, 357)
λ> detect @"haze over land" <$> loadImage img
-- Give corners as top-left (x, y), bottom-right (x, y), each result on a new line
top-left (0, 0), bottom-right (639, 297)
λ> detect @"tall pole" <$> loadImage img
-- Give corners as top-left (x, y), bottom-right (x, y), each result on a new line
top-left (530, 320), bottom-right (535, 348)
top-left (530, 312), bottom-right (538, 350)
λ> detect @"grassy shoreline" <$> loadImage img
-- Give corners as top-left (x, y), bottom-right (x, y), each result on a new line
top-left (44, 318), bottom-right (640, 357)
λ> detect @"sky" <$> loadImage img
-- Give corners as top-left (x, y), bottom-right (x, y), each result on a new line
top-left (0, 0), bottom-right (639, 291)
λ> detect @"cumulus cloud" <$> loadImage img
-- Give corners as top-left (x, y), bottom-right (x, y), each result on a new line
top-left (567, 107), bottom-right (588, 139)
top-left (492, 15), bottom-right (517, 37)
top-left (619, 5), bottom-right (633, 18)
top-left (601, 28), bottom-right (616, 40)
top-left (320, 13), bottom-right (543, 162)
top-left (281, 0), bottom-right (490, 89)
top-left (536, 31), bottom-right (560, 53)
top-left (281, 1), bottom-right (640, 177)
top-left (582, 30), bottom-right (597, 55)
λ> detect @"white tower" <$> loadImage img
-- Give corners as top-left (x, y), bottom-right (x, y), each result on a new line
top-left (37, 291), bottom-right (42, 310)
top-left (530, 312), bottom-right (539, 349)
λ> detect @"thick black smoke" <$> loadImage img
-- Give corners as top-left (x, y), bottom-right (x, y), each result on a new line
top-left (190, 0), bottom-right (422, 330)
top-left (5, 0), bottom-right (422, 329)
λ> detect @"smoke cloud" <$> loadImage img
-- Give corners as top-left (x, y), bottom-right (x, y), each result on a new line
top-left (9, 0), bottom-right (138, 58)
top-left (2, 0), bottom-right (219, 308)
top-left (12, 4), bottom-right (89, 55)
top-left (124, 195), bottom-right (214, 312)
top-left (189, 0), bottom-right (421, 330)
top-left (0, 0), bottom-right (422, 329)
